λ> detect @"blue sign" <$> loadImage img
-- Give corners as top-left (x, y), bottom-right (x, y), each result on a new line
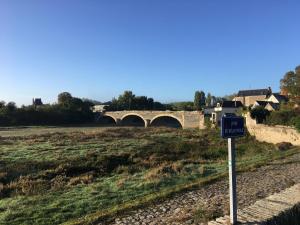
top-left (221, 116), bottom-right (245, 138)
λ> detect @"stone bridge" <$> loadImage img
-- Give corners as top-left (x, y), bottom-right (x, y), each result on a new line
top-left (99, 111), bottom-right (205, 129)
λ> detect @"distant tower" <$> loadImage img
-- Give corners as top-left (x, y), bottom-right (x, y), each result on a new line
top-left (32, 98), bottom-right (43, 107)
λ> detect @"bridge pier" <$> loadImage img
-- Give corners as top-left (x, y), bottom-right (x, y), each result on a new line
top-left (145, 119), bottom-right (150, 128)
top-left (116, 118), bottom-right (122, 126)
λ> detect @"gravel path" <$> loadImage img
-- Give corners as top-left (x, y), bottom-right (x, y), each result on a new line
top-left (103, 152), bottom-right (300, 225)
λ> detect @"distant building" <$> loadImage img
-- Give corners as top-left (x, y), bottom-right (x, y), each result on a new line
top-left (92, 104), bottom-right (109, 112)
top-left (266, 93), bottom-right (288, 104)
top-left (265, 102), bottom-right (280, 111)
top-left (32, 98), bottom-right (43, 106)
top-left (233, 87), bottom-right (272, 107)
top-left (251, 93), bottom-right (288, 111)
top-left (211, 101), bottom-right (243, 125)
top-left (252, 100), bottom-right (268, 109)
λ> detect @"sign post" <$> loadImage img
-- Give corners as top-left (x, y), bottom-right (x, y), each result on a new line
top-left (228, 137), bottom-right (237, 224)
top-left (221, 115), bottom-right (244, 225)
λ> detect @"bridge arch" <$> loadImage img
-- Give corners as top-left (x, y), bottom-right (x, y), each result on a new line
top-left (121, 113), bottom-right (147, 127)
top-left (150, 114), bottom-right (183, 128)
top-left (97, 115), bottom-right (117, 126)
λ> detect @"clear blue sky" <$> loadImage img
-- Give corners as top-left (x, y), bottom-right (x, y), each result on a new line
top-left (1, 0), bottom-right (299, 106)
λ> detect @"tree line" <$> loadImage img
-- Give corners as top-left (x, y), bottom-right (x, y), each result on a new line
top-left (105, 90), bottom-right (232, 111)
top-left (0, 92), bottom-right (94, 126)
top-left (105, 91), bottom-right (167, 111)
top-left (0, 89), bottom-right (233, 126)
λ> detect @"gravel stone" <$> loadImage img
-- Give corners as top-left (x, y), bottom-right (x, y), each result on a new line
top-left (99, 153), bottom-right (300, 225)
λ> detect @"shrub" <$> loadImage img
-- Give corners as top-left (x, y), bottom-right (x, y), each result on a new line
top-left (266, 110), bottom-right (297, 126)
top-left (12, 176), bottom-right (50, 195)
top-left (67, 173), bottom-right (94, 186)
top-left (204, 117), bottom-right (212, 129)
top-left (51, 175), bottom-right (67, 190)
top-left (194, 203), bottom-right (224, 223)
top-left (250, 107), bottom-right (270, 123)
top-left (144, 163), bottom-right (177, 182)
top-left (291, 116), bottom-right (300, 132)
top-left (276, 142), bottom-right (293, 151)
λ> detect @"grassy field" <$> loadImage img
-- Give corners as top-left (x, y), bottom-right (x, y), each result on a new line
top-left (0, 126), bottom-right (298, 225)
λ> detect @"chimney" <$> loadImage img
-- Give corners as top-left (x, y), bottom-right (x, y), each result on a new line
top-left (268, 87), bottom-right (272, 93)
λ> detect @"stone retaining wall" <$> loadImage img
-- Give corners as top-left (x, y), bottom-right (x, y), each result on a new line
top-left (208, 183), bottom-right (300, 225)
top-left (245, 113), bottom-right (300, 146)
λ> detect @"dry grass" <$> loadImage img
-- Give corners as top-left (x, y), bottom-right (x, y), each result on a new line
top-left (0, 126), bottom-right (297, 225)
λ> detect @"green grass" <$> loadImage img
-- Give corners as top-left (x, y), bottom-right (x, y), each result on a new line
top-left (0, 126), bottom-right (299, 225)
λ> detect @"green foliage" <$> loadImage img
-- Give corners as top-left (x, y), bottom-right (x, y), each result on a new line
top-left (106, 91), bottom-right (166, 111)
top-left (204, 117), bottom-right (212, 128)
top-left (168, 101), bottom-right (194, 111)
top-left (250, 106), bottom-right (270, 123)
top-left (194, 204), bottom-right (223, 223)
top-left (280, 65), bottom-right (300, 104)
top-left (58, 92), bottom-right (73, 106)
top-left (194, 91), bottom-right (205, 110)
top-left (265, 110), bottom-right (298, 126)
top-left (206, 93), bottom-right (212, 106)
top-left (291, 116), bottom-right (300, 132)
top-left (0, 93), bottom-right (94, 126)
top-left (0, 101), bottom-right (5, 108)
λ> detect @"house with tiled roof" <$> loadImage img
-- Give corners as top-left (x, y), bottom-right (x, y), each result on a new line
top-left (252, 100), bottom-right (280, 111)
top-left (265, 102), bottom-right (280, 111)
top-left (267, 93), bottom-right (288, 104)
top-left (252, 100), bottom-right (268, 108)
top-left (233, 87), bottom-right (272, 107)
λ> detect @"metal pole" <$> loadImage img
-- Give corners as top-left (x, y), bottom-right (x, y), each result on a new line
top-left (228, 138), bottom-right (237, 224)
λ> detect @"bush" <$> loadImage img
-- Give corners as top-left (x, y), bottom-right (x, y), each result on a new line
top-left (250, 106), bottom-right (270, 123)
top-left (276, 142), bottom-right (293, 151)
top-left (266, 110), bottom-right (297, 126)
top-left (291, 116), bottom-right (300, 132)
top-left (204, 117), bottom-right (212, 128)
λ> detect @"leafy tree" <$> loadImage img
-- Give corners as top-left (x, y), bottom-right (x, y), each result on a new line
top-left (104, 91), bottom-right (166, 111)
top-left (0, 101), bottom-right (5, 108)
top-left (194, 91), bottom-right (206, 110)
top-left (147, 98), bottom-right (154, 110)
top-left (118, 91), bottom-right (135, 110)
top-left (280, 65), bottom-right (300, 104)
top-left (200, 91), bottom-right (206, 107)
top-left (81, 98), bottom-right (102, 105)
top-left (206, 93), bottom-right (212, 107)
top-left (0, 93), bottom-right (95, 126)
top-left (6, 102), bottom-right (17, 112)
top-left (211, 96), bottom-right (217, 107)
top-left (153, 101), bottom-right (166, 110)
top-left (194, 91), bottom-right (201, 110)
top-left (134, 96), bottom-right (149, 110)
top-left (58, 92), bottom-right (73, 106)
top-left (169, 102), bottom-right (194, 111)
